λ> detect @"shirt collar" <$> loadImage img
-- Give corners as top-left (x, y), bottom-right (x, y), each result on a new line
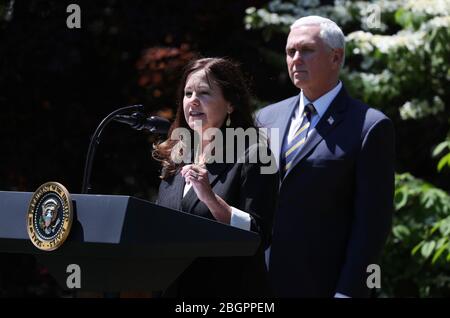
top-left (299, 81), bottom-right (342, 118)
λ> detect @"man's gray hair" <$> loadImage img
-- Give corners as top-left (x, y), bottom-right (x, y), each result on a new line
top-left (291, 16), bottom-right (345, 67)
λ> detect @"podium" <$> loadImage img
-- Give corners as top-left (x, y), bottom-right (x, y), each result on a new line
top-left (0, 191), bottom-right (260, 292)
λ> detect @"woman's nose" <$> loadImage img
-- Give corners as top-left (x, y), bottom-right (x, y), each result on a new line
top-left (189, 93), bottom-right (200, 105)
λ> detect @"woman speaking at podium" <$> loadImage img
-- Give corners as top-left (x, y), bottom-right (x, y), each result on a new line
top-left (153, 58), bottom-right (278, 297)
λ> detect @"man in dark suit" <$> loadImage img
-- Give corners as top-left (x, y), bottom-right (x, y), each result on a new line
top-left (257, 16), bottom-right (395, 297)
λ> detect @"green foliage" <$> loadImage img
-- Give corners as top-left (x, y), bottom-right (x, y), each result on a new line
top-left (394, 173), bottom-right (450, 261)
top-left (344, 14), bottom-right (450, 120)
top-left (433, 138), bottom-right (450, 172)
top-left (383, 173), bottom-right (450, 297)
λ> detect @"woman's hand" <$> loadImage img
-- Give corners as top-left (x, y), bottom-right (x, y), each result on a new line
top-left (181, 161), bottom-right (232, 225)
top-left (181, 164), bottom-right (215, 204)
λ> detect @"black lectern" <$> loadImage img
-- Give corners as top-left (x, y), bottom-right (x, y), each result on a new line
top-left (0, 191), bottom-right (260, 292)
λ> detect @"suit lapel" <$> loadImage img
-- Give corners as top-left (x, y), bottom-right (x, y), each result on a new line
top-left (170, 172), bottom-right (187, 210)
top-left (272, 94), bottom-right (300, 167)
top-left (181, 162), bottom-right (232, 214)
top-left (283, 87), bottom-right (349, 180)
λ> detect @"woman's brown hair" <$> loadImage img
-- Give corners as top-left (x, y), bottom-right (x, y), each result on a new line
top-left (152, 57), bottom-right (254, 179)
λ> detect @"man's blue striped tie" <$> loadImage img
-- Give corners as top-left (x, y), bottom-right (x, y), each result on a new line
top-left (280, 103), bottom-right (315, 177)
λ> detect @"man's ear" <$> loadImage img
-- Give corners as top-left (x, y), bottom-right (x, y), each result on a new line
top-left (331, 48), bottom-right (344, 68)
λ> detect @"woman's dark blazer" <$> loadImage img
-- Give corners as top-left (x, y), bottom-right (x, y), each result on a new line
top-left (157, 146), bottom-right (278, 297)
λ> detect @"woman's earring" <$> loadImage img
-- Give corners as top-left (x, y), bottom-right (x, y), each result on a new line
top-left (226, 112), bottom-right (231, 127)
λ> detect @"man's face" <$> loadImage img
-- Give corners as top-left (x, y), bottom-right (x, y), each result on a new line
top-left (286, 25), bottom-right (341, 97)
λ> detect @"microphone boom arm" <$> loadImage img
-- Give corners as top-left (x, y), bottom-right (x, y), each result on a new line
top-left (81, 104), bottom-right (144, 194)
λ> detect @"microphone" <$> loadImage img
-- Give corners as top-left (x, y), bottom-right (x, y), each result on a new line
top-left (81, 104), bottom-right (171, 194)
top-left (114, 112), bottom-right (171, 134)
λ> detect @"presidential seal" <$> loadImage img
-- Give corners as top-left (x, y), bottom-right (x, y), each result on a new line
top-left (27, 182), bottom-right (73, 251)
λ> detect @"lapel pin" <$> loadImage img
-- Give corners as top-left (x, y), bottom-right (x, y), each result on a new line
top-left (327, 116), bottom-right (334, 125)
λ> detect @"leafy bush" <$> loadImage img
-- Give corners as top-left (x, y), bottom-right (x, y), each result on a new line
top-left (383, 173), bottom-right (450, 297)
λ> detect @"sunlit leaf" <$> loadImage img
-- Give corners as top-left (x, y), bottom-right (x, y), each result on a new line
top-left (432, 141), bottom-right (449, 157)
top-left (393, 225), bottom-right (410, 240)
top-left (432, 242), bottom-right (449, 264)
top-left (412, 241), bottom-right (424, 256)
top-left (437, 153), bottom-right (450, 172)
top-left (421, 241), bottom-right (436, 258)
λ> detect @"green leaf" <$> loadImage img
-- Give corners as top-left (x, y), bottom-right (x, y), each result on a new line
top-left (437, 153), bottom-right (450, 172)
top-left (421, 241), bottom-right (436, 258)
top-left (394, 186), bottom-right (408, 210)
top-left (432, 243), bottom-right (448, 264)
top-left (435, 237), bottom-right (448, 249)
top-left (393, 225), bottom-right (410, 240)
top-left (432, 141), bottom-right (449, 157)
top-left (439, 218), bottom-right (450, 236)
top-left (394, 8), bottom-right (409, 28)
top-left (412, 241), bottom-right (424, 256)
top-left (430, 221), bottom-right (441, 235)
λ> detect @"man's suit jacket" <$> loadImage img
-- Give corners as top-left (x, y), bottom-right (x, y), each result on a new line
top-left (157, 147), bottom-right (279, 297)
top-left (257, 86), bottom-right (395, 297)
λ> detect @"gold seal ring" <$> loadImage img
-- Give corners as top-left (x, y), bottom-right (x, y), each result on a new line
top-left (26, 182), bottom-right (73, 251)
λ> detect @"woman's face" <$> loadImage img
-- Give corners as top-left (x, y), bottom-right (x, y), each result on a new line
top-left (183, 70), bottom-right (233, 132)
